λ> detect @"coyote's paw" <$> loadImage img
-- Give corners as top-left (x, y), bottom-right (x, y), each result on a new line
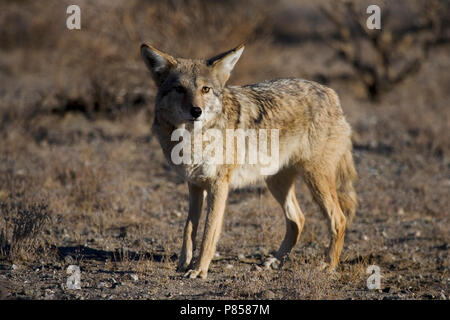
top-left (319, 261), bottom-right (337, 272)
top-left (184, 269), bottom-right (207, 279)
top-left (177, 263), bottom-right (189, 273)
top-left (177, 258), bottom-right (193, 272)
top-left (319, 262), bottom-right (338, 278)
top-left (263, 257), bottom-right (281, 270)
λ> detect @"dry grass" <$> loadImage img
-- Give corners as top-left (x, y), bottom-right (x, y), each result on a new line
top-left (0, 200), bottom-right (49, 262)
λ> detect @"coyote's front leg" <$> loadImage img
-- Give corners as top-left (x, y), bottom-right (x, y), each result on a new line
top-left (184, 178), bottom-right (229, 279)
top-left (178, 183), bottom-right (204, 272)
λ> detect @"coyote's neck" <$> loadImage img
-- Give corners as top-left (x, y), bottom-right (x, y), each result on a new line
top-left (220, 87), bottom-right (241, 128)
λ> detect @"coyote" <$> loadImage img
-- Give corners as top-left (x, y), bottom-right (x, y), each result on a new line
top-left (141, 43), bottom-right (358, 279)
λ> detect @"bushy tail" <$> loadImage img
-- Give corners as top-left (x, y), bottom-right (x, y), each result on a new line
top-left (336, 148), bottom-right (358, 226)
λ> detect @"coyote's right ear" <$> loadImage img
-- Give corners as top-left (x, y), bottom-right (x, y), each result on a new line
top-left (141, 44), bottom-right (177, 85)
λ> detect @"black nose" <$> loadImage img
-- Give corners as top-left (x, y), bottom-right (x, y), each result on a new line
top-left (190, 106), bottom-right (202, 119)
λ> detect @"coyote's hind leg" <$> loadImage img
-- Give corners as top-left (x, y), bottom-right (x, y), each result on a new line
top-left (302, 164), bottom-right (347, 270)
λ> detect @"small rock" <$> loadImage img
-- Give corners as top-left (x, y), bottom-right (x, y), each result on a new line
top-left (440, 291), bottom-right (447, 300)
top-left (225, 264), bottom-right (233, 270)
top-left (66, 265), bottom-right (80, 274)
top-left (173, 210), bottom-right (182, 218)
top-left (11, 264), bottom-right (19, 271)
top-left (262, 290), bottom-right (276, 299)
top-left (64, 255), bottom-right (74, 264)
top-left (66, 265), bottom-right (81, 290)
top-left (398, 208), bottom-right (404, 216)
top-left (130, 274), bottom-right (139, 281)
top-left (97, 282), bottom-right (107, 289)
top-left (237, 253), bottom-right (245, 261)
top-left (362, 235), bottom-right (369, 241)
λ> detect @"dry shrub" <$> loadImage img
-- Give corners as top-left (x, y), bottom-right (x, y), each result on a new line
top-left (319, 0), bottom-right (450, 100)
top-left (0, 202), bottom-right (49, 262)
top-left (0, 169), bottom-right (50, 262)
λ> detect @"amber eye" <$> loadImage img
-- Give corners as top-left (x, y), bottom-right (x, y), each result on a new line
top-left (201, 86), bottom-right (211, 94)
top-left (175, 86), bottom-right (185, 94)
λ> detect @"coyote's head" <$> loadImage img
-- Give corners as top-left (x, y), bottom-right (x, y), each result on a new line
top-left (141, 43), bottom-right (244, 126)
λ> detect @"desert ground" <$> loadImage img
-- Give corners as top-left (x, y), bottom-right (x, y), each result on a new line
top-left (0, 0), bottom-right (449, 300)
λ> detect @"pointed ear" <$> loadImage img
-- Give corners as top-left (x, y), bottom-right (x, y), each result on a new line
top-left (207, 44), bottom-right (245, 87)
top-left (141, 44), bottom-right (177, 85)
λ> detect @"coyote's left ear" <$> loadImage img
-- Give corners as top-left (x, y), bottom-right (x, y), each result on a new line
top-left (207, 44), bottom-right (245, 87)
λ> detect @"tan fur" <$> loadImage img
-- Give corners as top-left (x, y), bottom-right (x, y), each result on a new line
top-left (140, 43), bottom-right (358, 278)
